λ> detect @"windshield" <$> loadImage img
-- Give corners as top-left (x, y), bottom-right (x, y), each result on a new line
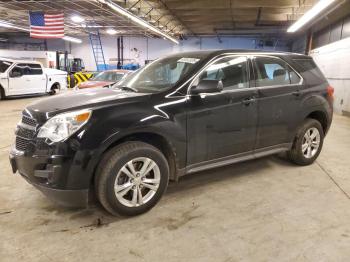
top-left (92, 71), bottom-right (126, 82)
top-left (0, 60), bottom-right (12, 73)
top-left (115, 55), bottom-right (203, 93)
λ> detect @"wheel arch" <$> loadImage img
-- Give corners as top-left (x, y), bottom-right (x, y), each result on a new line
top-left (305, 110), bottom-right (329, 134)
top-left (91, 131), bottom-right (179, 184)
top-left (51, 82), bottom-right (60, 90)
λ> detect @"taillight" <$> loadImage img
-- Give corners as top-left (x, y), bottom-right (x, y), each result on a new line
top-left (327, 85), bottom-right (334, 99)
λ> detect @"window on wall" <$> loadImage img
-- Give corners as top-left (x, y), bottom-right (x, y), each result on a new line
top-left (254, 57), bottom-right (300, 86)
top-left (198, 56), bottom-right (249, 90)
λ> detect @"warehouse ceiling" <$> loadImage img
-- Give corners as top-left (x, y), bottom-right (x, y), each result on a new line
top-left (160, 0), bottom-right (318, 35)
top-left (0, 0), bottom-right (189, 37)
top-left (0, 0), bottom-right (320, 38)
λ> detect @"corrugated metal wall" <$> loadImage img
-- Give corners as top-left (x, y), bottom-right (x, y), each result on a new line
top-left (313, 15), bottom-right (350, 49)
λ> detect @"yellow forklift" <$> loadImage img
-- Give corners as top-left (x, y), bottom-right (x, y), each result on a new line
top-left (56, 51), bottom-right (94, 88)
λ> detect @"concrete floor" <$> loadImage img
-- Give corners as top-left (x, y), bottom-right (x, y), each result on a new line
top-left (1, 95), bottom-right (350, 262)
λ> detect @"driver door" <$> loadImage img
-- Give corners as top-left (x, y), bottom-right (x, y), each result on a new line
top-left (186, 55), bottom-right (258, 166)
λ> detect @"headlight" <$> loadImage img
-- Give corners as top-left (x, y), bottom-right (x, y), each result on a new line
top-left (37, 109), bottom-right (92, 143)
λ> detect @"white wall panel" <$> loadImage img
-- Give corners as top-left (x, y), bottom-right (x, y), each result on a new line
top-left (71, 36), bottom-right (291, 71)
top-left (310, 37), bottom-right (350, 114)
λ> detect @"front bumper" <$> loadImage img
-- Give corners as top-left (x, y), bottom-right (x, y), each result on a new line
top-left (9, 148), bottom-right (89, 208)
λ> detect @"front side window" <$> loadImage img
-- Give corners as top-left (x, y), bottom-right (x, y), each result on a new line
top-left (0, 60), bottom-right (12, 73)
top-left (198, 56), bottom-right (249, 90)
top-left (10, 66), bottom-right (23, 77)
top-left (11, 64), bottom-right (30, 77)
top-left (254, 57), bottom-right (300, 87)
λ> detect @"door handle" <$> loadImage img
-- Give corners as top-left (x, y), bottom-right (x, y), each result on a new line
top-left (292, 90), bottom-right (301, 96)
top-left (242, 97), bottom-right (256, 106)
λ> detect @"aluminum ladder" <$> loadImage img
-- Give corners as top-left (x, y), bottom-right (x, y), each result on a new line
top-left (88, 28), bottom-right (107, 71)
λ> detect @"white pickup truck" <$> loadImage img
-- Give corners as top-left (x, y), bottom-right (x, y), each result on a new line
top-left (0, 58), bottom-right (67, 100)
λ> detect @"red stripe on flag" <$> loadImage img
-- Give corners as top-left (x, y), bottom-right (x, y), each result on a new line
top-left (31, 26), bottom-right (64, 30)
top-left (45, 22), bottom-right (64, 26)
top-left (44, 18), bottom-right (64, 22)
top-left (44, 14), bottom-right (64, 18)
top-left (31, 30), bottom-right (65, 34)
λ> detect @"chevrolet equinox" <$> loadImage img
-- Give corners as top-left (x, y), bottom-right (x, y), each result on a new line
top-left (9, 50), bottom-right (333, 216)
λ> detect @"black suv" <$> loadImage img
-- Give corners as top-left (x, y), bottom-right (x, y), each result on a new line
top-left (9, 50), bottom-right (333, 216)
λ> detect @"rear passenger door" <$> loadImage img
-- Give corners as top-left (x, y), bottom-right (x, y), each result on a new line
top-left (252, 56), bottom-right (303, 149)
top-left (27, 63), bottom-right (46, 93)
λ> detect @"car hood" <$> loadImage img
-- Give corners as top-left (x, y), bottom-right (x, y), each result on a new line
top-left (26, 88), bottom-right (149, 122)
top-left (78, 81), bottom-right (114, 89)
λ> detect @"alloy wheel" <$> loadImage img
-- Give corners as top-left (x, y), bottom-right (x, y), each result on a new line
top-left (302, 127), bottom-right (321, 158)
top-left (114, 157), bottom-right (160, 207)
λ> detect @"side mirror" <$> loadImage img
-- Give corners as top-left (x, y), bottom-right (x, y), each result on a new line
top-left (191, 79), bottom-right (223, 95)
top-left (10, 71), bottom-right (22, 78)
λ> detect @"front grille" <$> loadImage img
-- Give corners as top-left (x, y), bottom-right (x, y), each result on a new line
top-left (15, 136), bottom-right (30, 151)
top-left (15, 114), bottom-right (38, 151)
top-left (16, 126), bottom-right (35, 139)
top-left (22, 115), bottom-right (37, 127)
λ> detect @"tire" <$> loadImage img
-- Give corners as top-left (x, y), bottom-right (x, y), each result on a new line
top-left (49, 84), bottom-right (57, 95)
top-left (0, 87), bottom-right (5, 100)
top-left (95, 141), bottom-right (169, 216)
top-left (287, 118), bottom-right (324, 166)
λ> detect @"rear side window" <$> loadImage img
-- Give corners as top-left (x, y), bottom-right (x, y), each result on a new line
top-left (28, 63), bottom-right (43, 75)
top-left (254, 57), bottom-right (301, 87)
top-left (293, 59), bottom-right (324, 79)
top-left (199, 56), bottom-right (249, 90)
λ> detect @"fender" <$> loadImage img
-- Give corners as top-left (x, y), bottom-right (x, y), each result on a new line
top-left (72, 99), bottom-right (188, 188)
top-left (299, 91), bottom-right (333, 133)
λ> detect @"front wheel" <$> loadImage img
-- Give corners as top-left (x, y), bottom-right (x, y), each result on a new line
top-left (0, 87), bottom-right (5, 100)
top-left (287, 118), bottom-right (324, 165)
top-left (95, 142), bottom-right (169, 216)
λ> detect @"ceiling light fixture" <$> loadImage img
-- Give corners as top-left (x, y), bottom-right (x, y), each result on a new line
top-left (0, 21), bottom-right (29, 32)
top-left (97, 0), bottom-right (179, 44)
top-left (71, 15), bottom-right (85, 23)
top-left (62, 36), bottom-right (83, 43)
top-left (0, 20), bottom-right (82, 44)
top-left (106, 28), bottom-right (117, 35)
top-left (287, 0), bottom-right (337, 33)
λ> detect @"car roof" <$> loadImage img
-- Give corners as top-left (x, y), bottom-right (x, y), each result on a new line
top-left (166, 49), bottom-right (311, 60)
top-left (101, 69), bottom-right (132, 73)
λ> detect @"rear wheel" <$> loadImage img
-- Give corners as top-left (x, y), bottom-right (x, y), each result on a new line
top-left (95, 142), bottom-right (169, 216)
top-left (49, 84), bottom-right (59, 95)
top-left (287, 118), bottom-right (324, 165)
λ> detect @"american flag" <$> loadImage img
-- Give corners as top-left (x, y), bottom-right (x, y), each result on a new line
top-left (29, 12), bottom-right (64, 39)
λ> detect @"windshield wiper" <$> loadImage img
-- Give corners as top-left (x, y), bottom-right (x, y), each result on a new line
top-left (118, 86), bottom-right (138, 92)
